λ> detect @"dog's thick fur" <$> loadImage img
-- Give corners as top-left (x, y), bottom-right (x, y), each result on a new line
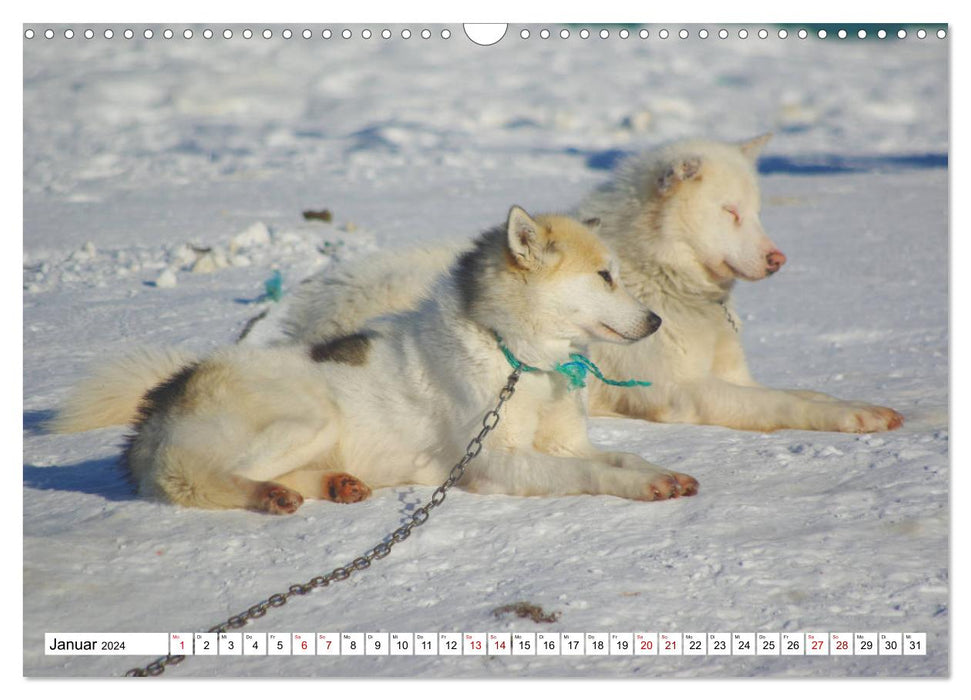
top-left (276, 136), bottom-right (902, 433)
top-left (52, 208), bottom-right (697, 513)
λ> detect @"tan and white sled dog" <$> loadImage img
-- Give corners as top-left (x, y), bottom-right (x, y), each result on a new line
top-left (275, 136), bottom-right (902, 434)
top-left (52, 208), bottom-right (698, 513)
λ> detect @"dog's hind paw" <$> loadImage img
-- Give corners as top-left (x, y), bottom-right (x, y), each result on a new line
top-left (673, 472), bottom-right (700, 497)
top-left (259, 484), bottom-right (305, 514)
top-left (641, 471), bottom-right (699, 501)
top-left (839, 404), bottom-right (904, 433)
top-left (881, 408), bottom-right (905, 431)
top-left (323, 472), bottom-right (372, 504)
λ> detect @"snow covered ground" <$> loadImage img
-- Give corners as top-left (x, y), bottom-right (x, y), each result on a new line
top-left (22, 24), bottom-right (948, 678)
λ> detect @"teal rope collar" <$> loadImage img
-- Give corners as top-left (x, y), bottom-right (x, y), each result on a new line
top-left (495, 333), bottom-right (652, 391)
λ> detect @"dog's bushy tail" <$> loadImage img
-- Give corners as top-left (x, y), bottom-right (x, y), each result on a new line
top-left (48, 347), bottom-right (197, 433)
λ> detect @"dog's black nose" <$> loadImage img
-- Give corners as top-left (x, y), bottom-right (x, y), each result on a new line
top-left (646, 312), bottom-right (662, 335)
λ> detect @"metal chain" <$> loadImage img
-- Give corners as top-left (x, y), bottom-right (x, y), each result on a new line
top-left (125, 368), bottom-right (522, 677)
top-left (719, 300), bottom-right (740, 334)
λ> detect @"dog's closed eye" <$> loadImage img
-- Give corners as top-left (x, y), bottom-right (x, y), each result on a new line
top-left (723, 205), bottom-right (741, 225)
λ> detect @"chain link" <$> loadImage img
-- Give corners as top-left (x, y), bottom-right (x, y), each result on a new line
top-left (718, 300), bottom-right (740, 334)
top-left (125, 368), bottom-right (522, 677)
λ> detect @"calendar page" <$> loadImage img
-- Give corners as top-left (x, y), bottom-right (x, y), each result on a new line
top-left (23, 7), bottom-right (949, 681)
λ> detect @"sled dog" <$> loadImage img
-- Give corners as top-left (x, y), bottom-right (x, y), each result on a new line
top-left (52, 208), bottom-right (698, 513)
top-left (274, 135), bottom-right (902, 433)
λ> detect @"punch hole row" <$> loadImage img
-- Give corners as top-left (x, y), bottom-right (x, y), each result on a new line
top-left (23, 26), bottom-right (455, 41)
top-left (516, 27), bottom-right (945, 41)
top-left (23, 26), bottom-right (947, 42)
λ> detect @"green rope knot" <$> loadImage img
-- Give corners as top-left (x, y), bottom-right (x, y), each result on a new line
top-left (495, 333), bottom-right (652, 391)
top-left (556, 353), bottom-right (653, 390)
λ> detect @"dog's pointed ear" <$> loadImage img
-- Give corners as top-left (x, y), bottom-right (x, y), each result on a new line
top-left (506, 205), bottom-right (546, 269)
top-left (738, 132), bottom-right (772, 161)
top-left (657, 156), bottom-right (702, 195)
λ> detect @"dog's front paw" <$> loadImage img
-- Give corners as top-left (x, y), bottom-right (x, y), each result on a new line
top-left (836, 404), bottom-right (904, 433)
top-left (259, 484), bottom-right (305, 514)
top-left (640, 470), bottom-right (699, 501)
top-left (323, 472), bottom-right (372, 503)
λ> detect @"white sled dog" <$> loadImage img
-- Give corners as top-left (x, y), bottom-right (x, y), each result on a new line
top-left (277, 135), bottom-right (902, 433)
top-left (52, 208), bottom-right (698, 513)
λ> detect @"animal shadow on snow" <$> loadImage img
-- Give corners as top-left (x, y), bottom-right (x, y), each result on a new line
top-left (23, 457), bottom-right (137, 502)
top-left (395, 487), bottom-right (424, 526)
top-left (571, 147), bottom-right (947, 175)
top-left (23, 409), bottom-right (56, 436)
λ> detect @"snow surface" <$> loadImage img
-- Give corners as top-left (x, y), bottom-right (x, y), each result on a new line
top-left (23, 24), bottom-right (948, 678)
